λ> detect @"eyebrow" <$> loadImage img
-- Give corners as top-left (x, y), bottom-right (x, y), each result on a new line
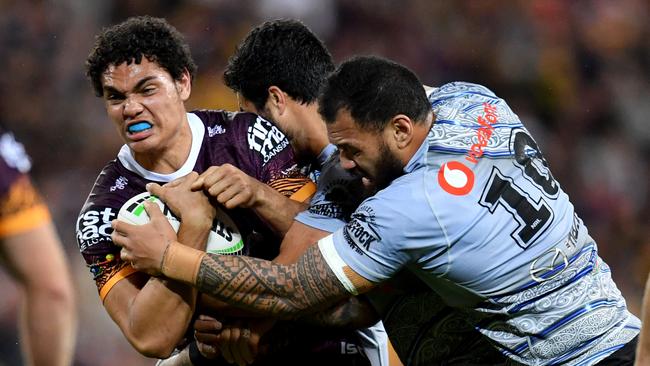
top-left (103, 76), bottom-right (158, 95)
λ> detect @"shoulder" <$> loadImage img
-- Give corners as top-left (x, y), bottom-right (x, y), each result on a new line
top-left (192, 109), bottom-right (290, 165)
top-left (77, 160), bottom-right (146, 241)
top-left (349, 171), bottom-right (435, 247)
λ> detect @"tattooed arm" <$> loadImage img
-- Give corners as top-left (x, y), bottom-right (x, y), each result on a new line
top-left (112, 201), bottom-right (375, 317)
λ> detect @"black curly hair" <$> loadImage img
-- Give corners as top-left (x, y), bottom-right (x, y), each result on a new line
top-left (319, 56), bottom-right (431, 131)
top-left (223, 19), bottom-right (334, 111)
top-left (86, 16), bottom-right (197, 97)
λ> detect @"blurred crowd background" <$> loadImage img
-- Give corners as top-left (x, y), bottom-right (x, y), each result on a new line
top-left (0, 0), bottom-right (648, 364)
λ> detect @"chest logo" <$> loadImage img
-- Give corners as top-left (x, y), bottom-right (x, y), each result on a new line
top-left (438, 161), bottom-right (474, 196)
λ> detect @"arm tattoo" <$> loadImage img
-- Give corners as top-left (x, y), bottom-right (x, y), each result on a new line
top-left (195, 245), bottom-right (349, 317)
top-left (297, 296), bottom-right (380, 329)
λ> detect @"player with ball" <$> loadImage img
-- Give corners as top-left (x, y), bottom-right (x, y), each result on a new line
top-left (76, 16), bottom-right (378, 366)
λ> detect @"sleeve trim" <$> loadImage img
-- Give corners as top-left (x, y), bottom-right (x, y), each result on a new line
top-left (99, 265), bottom-right (139, 302)
top-left (289, 181), bottom-right (316, 203)
top-left (0, 204), bottom-right (50, 237)
top-left (318, 235), bottom-right (359, 295)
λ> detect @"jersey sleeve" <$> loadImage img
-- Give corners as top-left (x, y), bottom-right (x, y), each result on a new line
top-left (0, 175), bottom-right (51, 237)
top-left (76, 201), bottom-right (136, 301)
top-left (75, 165), bottom-right (142, 301)
top-left (326, 171), bottom-right (448, 284)
top-left (0, 132), bottom-right (51, 237)
top-left (296, 151), bottom-right (366, 232)
top-left (243, 114), bottom-right (315, 200)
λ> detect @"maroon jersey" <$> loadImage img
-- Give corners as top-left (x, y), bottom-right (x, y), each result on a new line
top-left (76, 110), bottom-right (314, 300)
top-left (75, 111), bottom-right (367, 364)
top-left (0, 128), bottom-right (50, 237)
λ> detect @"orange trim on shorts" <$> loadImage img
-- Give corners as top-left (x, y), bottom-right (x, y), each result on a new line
top-left (289, 181), bottom-right (316, 203)
top-left (99, 265), bottom-right (139, 302)
top-left (0, 204), bottom-right (51, 237)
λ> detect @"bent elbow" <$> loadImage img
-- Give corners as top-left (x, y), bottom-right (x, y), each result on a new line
top-left (129, 337), bottom-right (176, 359)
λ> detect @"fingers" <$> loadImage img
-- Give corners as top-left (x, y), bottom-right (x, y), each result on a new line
top-left (192, 166), bottom-right (220, 191)
top-left (142, 200), bottom-right (164, 220)
top-left (146, 182), bottom-right (165, 197)
top-left (235, 328), bottom-right (255, 365)
top-left (219, 326), bottom-right (235, 364)
top-left (194, 315), bottom-right (223, 345)
top-left (194, 315), bottom-right (223, 332)
top-left (196, 341), bottom-right (219, 359)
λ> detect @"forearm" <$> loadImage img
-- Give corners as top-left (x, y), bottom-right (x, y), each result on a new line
top-left (162, 243), bottom-right (348, 317)
top-left (120, 225), bottom-right (209, 356)
top-left (295, 296), bottom-right (380, 330)
top-left (126, 276), bottom-right (196, 352)
top-left (253, 184), bottom-right (308, 235)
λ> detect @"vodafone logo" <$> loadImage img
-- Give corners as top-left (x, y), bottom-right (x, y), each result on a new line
top-left (438, 161), bottom-right (475, 195)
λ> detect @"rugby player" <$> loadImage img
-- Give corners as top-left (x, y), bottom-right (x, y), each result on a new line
top-left (78, 16), bottom-right (374, 365)
top-left (115, 56), bottom-right (642, 365)
top-left (0, 127), bottom-right (76, 365)
top-left (205, 19), bottom-right (506, 365)
top-left (185, 19), bottom-right (390, 366)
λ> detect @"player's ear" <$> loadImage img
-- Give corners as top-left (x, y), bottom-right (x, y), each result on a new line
top-left (266, 86), bottom-right (287, 116)
top-left (388, 114), bottom-right (413, 150)
top-left (176, 68), bottom-right (192, 101)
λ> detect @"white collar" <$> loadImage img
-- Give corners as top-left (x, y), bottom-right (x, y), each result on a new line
top-left (117, 112), bottom-right (204, 182)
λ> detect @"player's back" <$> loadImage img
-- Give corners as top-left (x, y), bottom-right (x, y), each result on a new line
top-left (419, 82), bottom-right (639, 364)
top-left (337, 82), bottom-right (639, 365)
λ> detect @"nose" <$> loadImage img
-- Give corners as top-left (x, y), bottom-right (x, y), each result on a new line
top-left (122, 96), bottom-right (143, 118)
top-left (339, 152), bottom-right (357, 171)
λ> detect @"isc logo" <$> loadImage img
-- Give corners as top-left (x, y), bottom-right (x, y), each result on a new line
top-left (340, 341), bottom-right (361, 354)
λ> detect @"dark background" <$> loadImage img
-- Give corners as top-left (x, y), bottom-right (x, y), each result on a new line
top-left (0, 0), bottom-right (648, 364)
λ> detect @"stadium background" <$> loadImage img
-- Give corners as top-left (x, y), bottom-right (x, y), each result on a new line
top-left (0, 0), bottom-right (648, 364)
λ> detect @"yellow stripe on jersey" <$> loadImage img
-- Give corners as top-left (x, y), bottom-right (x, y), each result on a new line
top-left (0, 176), bottom-right (51, 237)
top-left (289, 181), bottom-right (316, 203)
top-left (0, 204), bottom-right (51, 237)
top-left (99, 264), bottom-right (139, 302)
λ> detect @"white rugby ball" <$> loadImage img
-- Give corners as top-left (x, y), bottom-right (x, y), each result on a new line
top-left (117, 191), bottom-right (243, 255)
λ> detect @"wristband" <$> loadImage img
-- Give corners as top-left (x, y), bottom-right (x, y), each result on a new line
top-left (161, 241), bottom-right (205, 284)
top-left (188, 341), bottom-right (213, 366)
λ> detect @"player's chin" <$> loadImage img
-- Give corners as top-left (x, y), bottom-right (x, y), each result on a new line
top-left (126, 135), bottom-right (157, 153)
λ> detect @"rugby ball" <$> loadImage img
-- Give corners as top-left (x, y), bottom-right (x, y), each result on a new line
top-left (117, 191), bottom-right (244, 255)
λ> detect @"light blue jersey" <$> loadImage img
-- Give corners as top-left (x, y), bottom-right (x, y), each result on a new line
top-left (322, 82), bottom-right (639, 365)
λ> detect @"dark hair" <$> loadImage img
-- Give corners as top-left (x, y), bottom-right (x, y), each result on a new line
top-left (319, 56), bottom-right (431, 131)
top-left (85, 16), bottom-right (197, 97)
top-left (223, 19), bottom-right (334, 111)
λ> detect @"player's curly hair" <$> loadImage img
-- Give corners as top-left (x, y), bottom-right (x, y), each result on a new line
top-left (85, 16), bottom-right (197, 97)
top-left (319, 56), bottom-right (431, 131)
top-left (224, 19), bottom-right (334, 111)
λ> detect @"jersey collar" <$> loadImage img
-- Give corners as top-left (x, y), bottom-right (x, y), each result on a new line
top-left (117, 112), bottom-right (204, 182)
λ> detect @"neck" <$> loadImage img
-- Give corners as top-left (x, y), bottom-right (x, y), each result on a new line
top-left (290, 102), bottom-right (330, 160)
top-left (400, 114), bottom-right (434, 166)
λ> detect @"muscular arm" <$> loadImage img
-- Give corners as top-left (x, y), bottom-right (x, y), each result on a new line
top-left (275, 221), bottom-right (379, 329)
top-left (158, 241), bottom-right (374, 317)
top-left (103, 220), bottom-right (210, 358)
top-left (1, 221), bottom-right (76, 366)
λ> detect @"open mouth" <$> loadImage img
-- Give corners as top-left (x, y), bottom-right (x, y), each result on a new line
top-left (126, 121), bottom-right (153, 136)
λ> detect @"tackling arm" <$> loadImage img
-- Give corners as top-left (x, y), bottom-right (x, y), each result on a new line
top-left (113, 204), bottom-right (375, 318)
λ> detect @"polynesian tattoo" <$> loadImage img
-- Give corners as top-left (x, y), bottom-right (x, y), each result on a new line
top-left (196, 245), bottom-right (349, 316)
